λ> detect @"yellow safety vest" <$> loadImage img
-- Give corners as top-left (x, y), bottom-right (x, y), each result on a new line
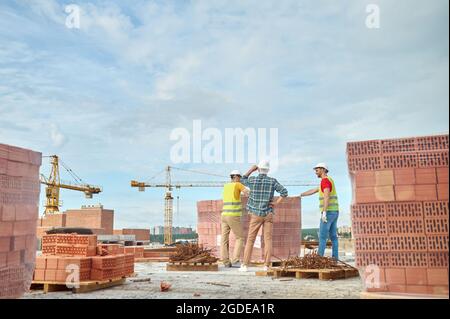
top-left (319, 176), bottom-right (339, 212)
top-left (222, 182), bottom-right (244, 216)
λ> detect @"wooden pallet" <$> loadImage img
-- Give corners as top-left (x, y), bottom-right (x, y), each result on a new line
top-left (166, 262), bottom-right (218, 271)
top-left (256, 267), bottom-right (359, 281)
top-left (30, 276), bottom-right (127, 294)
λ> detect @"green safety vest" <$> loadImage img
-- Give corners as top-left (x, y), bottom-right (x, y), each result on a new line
top-left (222, 182), bottom-right (243, 216)
top-left (319, 176), bottom-right (339, 212)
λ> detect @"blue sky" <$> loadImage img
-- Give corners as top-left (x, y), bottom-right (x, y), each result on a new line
top-left (0, 0), bottom-right (448, 229)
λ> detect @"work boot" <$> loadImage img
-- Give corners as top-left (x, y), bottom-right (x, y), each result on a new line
top-left (232, 262), bottom-right (241, 268)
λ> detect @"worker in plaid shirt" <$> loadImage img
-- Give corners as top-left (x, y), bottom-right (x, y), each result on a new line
top-left (239, 160), bottom-right (288, 272)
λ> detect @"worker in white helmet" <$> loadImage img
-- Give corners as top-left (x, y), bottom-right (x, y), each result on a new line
top-left (301, 163), bottom-right (340, 259)
top-left (239, 160), bottom-right (288, 272)
top-left (221, 170), bottom-right (249, 268)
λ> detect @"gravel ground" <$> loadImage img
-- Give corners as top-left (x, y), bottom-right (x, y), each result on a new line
top-left (22, 262), bottom-right (363, 299)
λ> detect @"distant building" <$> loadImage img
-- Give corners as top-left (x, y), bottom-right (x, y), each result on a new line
top-left (338, 225), bottom-right (352, 238)
top-left (151, 226), bottom-right (194, 235)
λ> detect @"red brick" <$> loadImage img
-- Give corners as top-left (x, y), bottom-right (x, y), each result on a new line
top-left (405, 268), bottom-right (428, 285)
top-left (347, 140), bottom-right (381, 156)
top-left (427, 285), bottom-right (449, 296)
top-left (354, 171), bottom-right (375, 187)
top-left (388, 284), bottom-right (407, 293)
top-left (7, 251), bottom-right (21, 266)
top-left (425, 218), bottom-right (449, 234)
top-left (11, 236), bottom-right (26, 250)
top-left (386, 202), bottom-right (423, 218)
top-left (416, 135), bottom-right (449, 151)
top-left (415, 184), bottom-right (438, 201)
top-left (0, 222), bottom-right (14, 237)
top-left (33, 269), bottom-right (45, 281)
top-left (385, 268), bottom-right (406, 285)
top-left (55, 269), bottom-right (69, 282)
top-left (0, 157), bottom-right (7, 174)
top-left (0, 237), bottom-right (11, 252)
top-left (390, 252), bottom-right (427, 268)
top-left (383, 153), bottom-right (417, 169)
top-left (406, 285), bottom-right (429, 294)
top-left (0, 252), bottom-right (6, 268)
top-left (26, 235), bottom-right (36, 251)
top-left (374, 170), bottom-right (395, 186)
top-left (394, 168), bottom-right (416, 185)
top-left (44, 269), bottom-right (56, 281)
top-left (13, 220), bottom-right (36, 236)
top-left (427, 234), bottom-right (449, 252)
top-left (415, 168), bottom-right (437, 184)
top-left (46, 256), bottom-right (59, 269)
top-left (355, 186), bottom-right (395, 203)
top-left (394, 185), bottom-right (415, 201)
top-left (436, 167), bottom-right (449, 184)
top-left (423, 201), bottom-right (449, 218)
top-left (35, 256), bottom-right (47, 269)
top-left (15, 205), bottom-right (38, 221)
top-left (41, 213), bottom-right (66, 227)
top-left (427, 268), bottom-right (449, 286)
top-left (57, 256), bottom-right (92, 270)
top-left (389, 235), bottom-right (427, 251)
top-left (437, 184), bottom-right (449, 200)
top-left (0, 205), bottom-right (15, 221)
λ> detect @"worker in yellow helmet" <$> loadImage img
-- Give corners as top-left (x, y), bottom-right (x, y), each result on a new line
top-left (221, 170), bottom-right (249, 268)
top-left (301, 163), bottom-right (339, 259)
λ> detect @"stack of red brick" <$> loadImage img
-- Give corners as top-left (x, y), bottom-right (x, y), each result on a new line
top-left (37, 206), bottom-right (114, 240)
top-left (34, 234), bottom-right (134, 282)
top-left (1, 143), bottom-right (41, 299)
top-left (348, 134), bottom-right (449, 296)
top-left (197, 196), bottom-right (301, 262)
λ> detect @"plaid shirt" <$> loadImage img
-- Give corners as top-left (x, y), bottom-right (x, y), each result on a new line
top-left (241, 174), bottom-right (288, 216)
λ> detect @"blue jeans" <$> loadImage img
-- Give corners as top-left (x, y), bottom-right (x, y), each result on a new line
top-left (318, 211), bottom-right (339, 259)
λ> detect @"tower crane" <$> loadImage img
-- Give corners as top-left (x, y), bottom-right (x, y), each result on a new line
top-left (131, 166), bottom-right (316, 245)
top-left (40, 155), bottom-right (102, 215)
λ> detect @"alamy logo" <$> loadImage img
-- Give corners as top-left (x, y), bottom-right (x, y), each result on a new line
top-left (170, 120), bottom-right (279, 171)
top-left (366, 4), bottom-right (380, 29)
top-left (65, 4), bottom-right (81, 29)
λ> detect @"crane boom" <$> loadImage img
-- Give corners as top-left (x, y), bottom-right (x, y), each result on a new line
top-left (40, 155), bottom-right (102, 214)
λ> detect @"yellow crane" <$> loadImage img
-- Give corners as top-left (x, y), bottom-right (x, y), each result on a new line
top-left (40, 155), bottom-right (102, 215)
top-left (131, 166), bottom-right (315, 245)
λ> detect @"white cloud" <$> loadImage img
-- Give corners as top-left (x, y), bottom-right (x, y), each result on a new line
top-left (49, 124), bottom-right (67, 148)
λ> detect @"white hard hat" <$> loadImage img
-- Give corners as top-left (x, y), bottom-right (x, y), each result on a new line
top-left (258, 160), bottom-right (270, 170)
top-left (313, 163), bottom-right (328, 171)
top-left (230, 170), bottom-right (241, 176)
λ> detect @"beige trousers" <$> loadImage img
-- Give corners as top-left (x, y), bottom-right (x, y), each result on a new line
top-left (221, 215), bottom-right (244, 264)
top-left (243, 213), bottom-right (273, 266)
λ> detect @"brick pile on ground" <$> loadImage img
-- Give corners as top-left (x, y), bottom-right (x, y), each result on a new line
top-left (1, 143), bottom-right (42, 299)
top-left (347, 134), bottom-right (449, 296)
top-left (34, 233), bottom-right (134, 282)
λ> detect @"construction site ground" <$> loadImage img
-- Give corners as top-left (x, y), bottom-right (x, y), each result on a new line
top-left (22, 261), bottom-right (363, 299)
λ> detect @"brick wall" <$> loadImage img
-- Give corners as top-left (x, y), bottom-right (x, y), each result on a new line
top-left (0, 143), bottom-right (42, 298)
top-left (348, 134), bottom-right (449, 296)
top-left (64, 207), bottom-right (114, 235)
top-left (197, 196), bottom-right (301, 262)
